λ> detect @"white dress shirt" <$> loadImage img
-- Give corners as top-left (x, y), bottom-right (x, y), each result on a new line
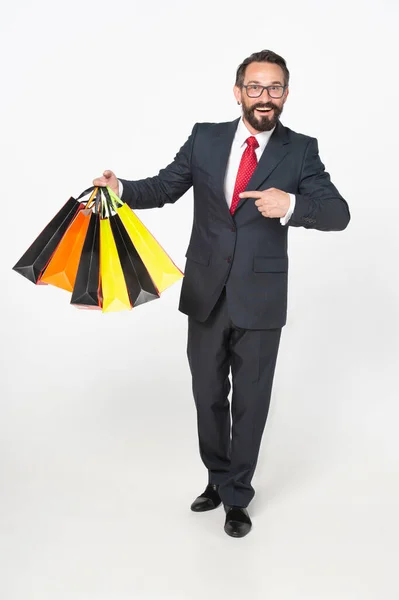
top-left (118, 119), bottom-right (295, 225)
top-left (224, 117), bottom-right (295, 225)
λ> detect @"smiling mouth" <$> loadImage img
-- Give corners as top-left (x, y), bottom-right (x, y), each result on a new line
top-left (255, 107), bottom-right (273, 114)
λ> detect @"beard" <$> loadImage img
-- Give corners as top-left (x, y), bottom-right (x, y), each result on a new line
top-left (242, 100), bottom-right (283, 132)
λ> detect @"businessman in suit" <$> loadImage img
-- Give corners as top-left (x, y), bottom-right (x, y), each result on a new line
top-left (93, 49), bottom-right (350, 538)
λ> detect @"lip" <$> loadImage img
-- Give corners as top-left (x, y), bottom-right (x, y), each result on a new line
top-left (255, 108), bottom-right (273, 114)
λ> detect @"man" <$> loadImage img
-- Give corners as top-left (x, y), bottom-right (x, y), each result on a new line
top-left (93, 50), bottom-right (350, 539)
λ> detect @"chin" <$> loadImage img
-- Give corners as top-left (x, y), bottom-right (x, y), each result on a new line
top-left (256, 119), bottom-right (274, 131)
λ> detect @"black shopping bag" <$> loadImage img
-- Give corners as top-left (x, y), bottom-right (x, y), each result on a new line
top-left (109, 214), bottom-right (160, 306)
top-left (13, 187), bottom-right (97, 284)
top-left (70, 211), bottom-right (102, 309)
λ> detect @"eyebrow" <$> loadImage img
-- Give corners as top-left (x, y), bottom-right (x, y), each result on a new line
top-left (246, 80), bottom-right (283, 85)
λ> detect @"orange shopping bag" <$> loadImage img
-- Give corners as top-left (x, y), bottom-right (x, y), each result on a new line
top-left (40, 208), bottom-right (91, 291)
top-left (40, 188), bottom-right (98, 291)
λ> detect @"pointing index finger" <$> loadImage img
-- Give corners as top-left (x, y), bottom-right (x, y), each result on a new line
top-left (239, 191), bottom-right (263, 199)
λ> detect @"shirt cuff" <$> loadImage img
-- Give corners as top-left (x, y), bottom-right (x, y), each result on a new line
top-left (280, 193), bottom-right (296, 226)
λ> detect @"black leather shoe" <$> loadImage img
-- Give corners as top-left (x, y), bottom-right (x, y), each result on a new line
top-left (190, 483), bottom-right (222, 512)
top-left (224, 505), bottom-right (252, 537)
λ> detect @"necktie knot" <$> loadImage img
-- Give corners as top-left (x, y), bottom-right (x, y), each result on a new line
top-left (246, 136), bottom-right (259, 150)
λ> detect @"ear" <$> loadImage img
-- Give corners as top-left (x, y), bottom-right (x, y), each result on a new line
top-left (283, 86), bottom-right (289, 103)
top-left (233, 85), bottom-right (242, 105)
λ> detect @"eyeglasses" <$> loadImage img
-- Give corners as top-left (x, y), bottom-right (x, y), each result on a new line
top-left (242, 84), bottom-right (286, 99)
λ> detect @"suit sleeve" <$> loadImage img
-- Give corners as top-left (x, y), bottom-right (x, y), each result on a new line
top-left (288, 138), bottom-right (350, 231)
top-left (118, 123), bottom-right (198, 209)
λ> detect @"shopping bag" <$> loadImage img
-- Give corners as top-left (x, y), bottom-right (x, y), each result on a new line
top-left (109, 214), bottom-right (160, 307)
top-left (39, 208), bottom-right (92, 291)
top-left (39, 187), bottom-right (98, 290)
top-left (13, 183), bottom-right (184, 314)
top-left (100, 187), bottom-right (160, 307)
top-left (99, 216), bottom-right (131, 313)
top-left (106, 187), bottom-right (183, 293)
top-left (70, 211), bottom-right (102, 309)
top-left (12, 186), bottom-right (96, 284)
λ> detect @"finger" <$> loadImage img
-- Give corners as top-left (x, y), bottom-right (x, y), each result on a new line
top-left (93, 177), bottom-right (107, 186)
top-left (262, 209), bottom-right (279, 218)
top-left (261, 207), bottom-right (273, 218)
top-left (103, 170), bottom-right (114, 178)
top-left (239, 191), bottom-right (263, 199)
top-left (257, 202), bottom-right (270, 211)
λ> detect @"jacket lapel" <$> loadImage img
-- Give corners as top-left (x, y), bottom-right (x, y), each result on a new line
top-left (211, 117), bottom-right (240, 208)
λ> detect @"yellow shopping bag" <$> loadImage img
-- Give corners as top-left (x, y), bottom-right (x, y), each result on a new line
top-left (100, 218), bottom-right (131, 313)
top-left (111, 200), bottom-right (183, 293)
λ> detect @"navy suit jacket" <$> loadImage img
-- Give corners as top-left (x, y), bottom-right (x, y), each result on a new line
top-left (119, 118), bottom-right (350, 329)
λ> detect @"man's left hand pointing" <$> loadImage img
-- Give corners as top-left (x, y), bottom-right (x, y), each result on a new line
top-left (239, 188), bottom-right (290, 218)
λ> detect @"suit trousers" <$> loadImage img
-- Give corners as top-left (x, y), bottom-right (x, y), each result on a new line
top-left (187, 285), bottom-right (282, 508)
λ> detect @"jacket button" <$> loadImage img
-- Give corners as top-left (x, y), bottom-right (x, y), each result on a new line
top-left (226, 256), bottom-right (232, 263)
top-left (231, 226), bottom-right (236, 232)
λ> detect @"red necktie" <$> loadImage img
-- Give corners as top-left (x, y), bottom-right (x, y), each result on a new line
top-left (229, 136), bottom-right (259, 215)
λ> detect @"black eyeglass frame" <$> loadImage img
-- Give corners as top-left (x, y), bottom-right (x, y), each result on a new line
top-left (242, 84), bottom-right (287, 98)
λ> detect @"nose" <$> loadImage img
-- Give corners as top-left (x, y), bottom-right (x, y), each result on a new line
top-left (260, 87), bottom-right (271, 100)
top-left (255, 89), bottom-right (274, 107)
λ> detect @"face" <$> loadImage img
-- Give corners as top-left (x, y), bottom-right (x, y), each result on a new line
top-left (233, 62), bottom-right (289, 134)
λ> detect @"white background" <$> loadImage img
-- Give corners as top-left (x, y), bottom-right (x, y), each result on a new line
top-left (1, 1), bottom-right (398, 598)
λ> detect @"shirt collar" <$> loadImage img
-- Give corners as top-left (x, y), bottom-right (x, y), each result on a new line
top-left (235, 117), bottom-right (276, 152)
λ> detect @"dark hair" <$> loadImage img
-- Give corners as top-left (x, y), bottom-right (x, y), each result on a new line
top-left (235, 50), bottom-right (290, 88)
